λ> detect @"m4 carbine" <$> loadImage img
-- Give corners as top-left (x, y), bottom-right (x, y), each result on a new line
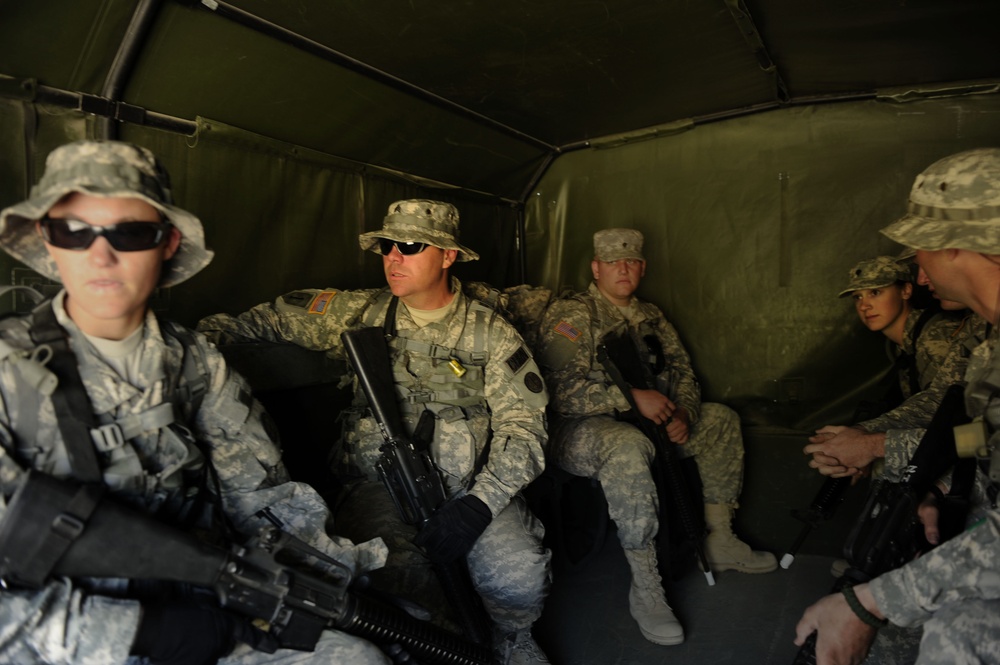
top-left (597, 329), bottom-right (715, 586)
top-left (0, 470), bottom-right (492, 665)
top-left (341, 326), bottom-right (494, 647)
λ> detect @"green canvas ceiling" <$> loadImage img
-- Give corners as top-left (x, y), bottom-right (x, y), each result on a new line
top-left (2, 0), bottom-right (998, 202)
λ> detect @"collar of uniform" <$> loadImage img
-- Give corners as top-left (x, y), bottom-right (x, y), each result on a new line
top-left (898, 306), bottom-right (924, 356)
top-left (391, 275), bottom-right (467, 333)
top-left (53, 292), bottom-right (169, 413)
top-left (587, 281), bottom-right (652, 326)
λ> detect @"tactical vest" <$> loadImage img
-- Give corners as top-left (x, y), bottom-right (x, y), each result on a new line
top-left (356, 287), bottom-right (499, 412)
top-left (0, 293), bottom-right (211, 526)
top-left (573, 292), bottom-right (667, 393)
top-left (336, 286), bottom-right (503, 487)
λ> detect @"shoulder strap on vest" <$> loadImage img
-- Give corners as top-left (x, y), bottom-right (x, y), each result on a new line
top-left (159, 319), bottom-right (210, 420)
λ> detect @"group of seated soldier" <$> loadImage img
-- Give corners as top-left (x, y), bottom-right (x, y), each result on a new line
top-left (0, 139), bottom-right (996, 665)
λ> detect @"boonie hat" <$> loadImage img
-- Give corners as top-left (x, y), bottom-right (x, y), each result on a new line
top-left (0, 140), bottom-right (214, 288)
top-left (838, 256), bottom-right (911, 298)
top-left (359, 199), bottom-right (479, 262)
top-left (881, 147), bottom-right (1000, 253)
top-left (594, 228), bottom-right (644, 262)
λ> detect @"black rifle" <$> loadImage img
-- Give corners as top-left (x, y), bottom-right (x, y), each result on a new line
top-left (341, 327), bottom-right (494, 647)
top-left (597, 330), bottom-right (715, 585)
top-left (792, 383), bottom-right (971, 665)
top-left (0, 470), bottom-right (491, 665)
top-left (780, 476), bottom-right (851, 570)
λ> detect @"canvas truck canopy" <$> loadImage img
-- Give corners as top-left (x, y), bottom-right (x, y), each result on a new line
top-left (1, 0), bottom-right (1000, 553)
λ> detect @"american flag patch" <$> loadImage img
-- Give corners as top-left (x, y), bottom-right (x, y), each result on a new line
top-left (308, 290), bottom-right (337, 315)
top-left (554, 320), bottom-right (581, 341)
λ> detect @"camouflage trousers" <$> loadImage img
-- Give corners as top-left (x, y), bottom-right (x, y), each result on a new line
top-left (550, 402), bottom-right (745, 550)
top-left (334, 481), bottom-right (552, 634)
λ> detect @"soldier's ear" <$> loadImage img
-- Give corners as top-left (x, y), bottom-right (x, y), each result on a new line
top-left (442, 248), bottom-right (458, 269)
top-left (591, 259), bottom-right (600, 279)
top-left (901, 282), bottom-right (913, 300)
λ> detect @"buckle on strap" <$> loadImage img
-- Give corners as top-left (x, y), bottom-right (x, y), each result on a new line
top-left (90, 423), bottom-right (125, 453)
top-left (51, 512), bottom-right (86, 540)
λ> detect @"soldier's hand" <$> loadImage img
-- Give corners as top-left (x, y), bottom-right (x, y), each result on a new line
top-left (415, 494), bottom-right (493, 564)
top-left (804, 426), bottom-right (882, 475)
top-left (794, 588), bottom-right (878, 665)
top-left (631, 388), bottom-right (673, 425)
top-left (131, 601), bottom-right (277, 664)
top-left (917, 489), bottom-right (943, 546)
top-left (665, 405), bottom-right (690, 443)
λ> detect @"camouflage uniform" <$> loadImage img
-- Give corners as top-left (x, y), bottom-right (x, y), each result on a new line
top-left (198, 200), bottom-right (552, 661)
top-left (868, 313), bottom-right (987, 480)
top-left (0, 140), bottom-right (389, 665)
top-left (867, 147), bottom-right (1000, 664)
top-left (868, 337), bottom-right (1000, 665)
top-left (538, 282), bottom-right (744, 549)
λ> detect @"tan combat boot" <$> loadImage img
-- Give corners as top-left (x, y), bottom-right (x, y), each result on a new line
top-left (623, 545), bottom-right (684, 645)
top-left (704, 503), bottom-right (778, 574)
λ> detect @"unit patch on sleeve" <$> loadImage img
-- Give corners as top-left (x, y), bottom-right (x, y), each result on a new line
top-left (524, 371), bottom-right (544, 393)
top-left (308, 290), bottom-right (338, 315)
top-left (554, 320), bottom-right (581, 341)
top-left (281, 290), bottom-right (316, 309)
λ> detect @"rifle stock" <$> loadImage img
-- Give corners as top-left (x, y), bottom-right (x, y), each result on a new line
top-left (0, 470), bottom-right (491, 665)
top-left (340, 327), bottom-right (494, 647)
top-left (597, 330), bottom-right (715, 586)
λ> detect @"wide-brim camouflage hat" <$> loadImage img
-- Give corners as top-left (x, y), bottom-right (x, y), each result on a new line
top-left (837, 255), bottom-right (911, 297)
top-left (881, 147), bottom-right (1000, 253)
top-left (359, 199), bottom-right (479, 262)
top-left (0, 140), bottom-right (214, 288)
top-left (594, 228), bottom-right (644, 262)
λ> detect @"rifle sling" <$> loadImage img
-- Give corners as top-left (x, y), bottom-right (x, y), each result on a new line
top-left (28, 303), bottom-right (103, 483)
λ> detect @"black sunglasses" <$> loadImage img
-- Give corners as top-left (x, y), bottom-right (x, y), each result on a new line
top-left (378, 238), bottom-right (428, 256)
top-left (39, 217), bottom-right (172, 252)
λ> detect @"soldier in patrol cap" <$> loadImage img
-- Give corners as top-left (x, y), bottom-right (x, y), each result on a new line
top-left (535, 228), bottom-right (776, 647)
top-left (796, 148), bottom-right (1000, 665)
top-left (198, 199), bottom-right (553, 665)
top-left (0, 140), bottom-right (391, 664)
top-left (805, 256), bottom-right (969, 484)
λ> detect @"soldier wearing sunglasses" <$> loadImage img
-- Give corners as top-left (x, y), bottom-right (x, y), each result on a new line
top-left (198, 200), bottom-right (553, 665)
top-left (0, 140), bottom-right (391, 665)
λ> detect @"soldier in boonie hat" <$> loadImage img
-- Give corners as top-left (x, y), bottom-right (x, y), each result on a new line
top-left (0, 139), bottom-right (214, 288)
top-left (593, 228), bottom-right (645, 262)
top-left (881, 147), bottom-right (1000, 253)
top-left (358, 199), bottom-right (480, 262)
top-left (837, 256), bottom-right (911, 298)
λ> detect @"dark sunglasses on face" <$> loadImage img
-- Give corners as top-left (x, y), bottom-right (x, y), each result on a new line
top-left (39, 217), bottom-right (172, 252)
top-left (378, 238), bottom-right (428, 256)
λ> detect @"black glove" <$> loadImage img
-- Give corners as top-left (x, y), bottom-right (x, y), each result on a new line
top-left (131, 601), bottom-right (277, 665)
top-left (414, 495), bottom-right (493, 564)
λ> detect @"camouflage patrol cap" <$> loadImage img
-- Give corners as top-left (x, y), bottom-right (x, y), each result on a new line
top-left (881, 147), bottom-right (1000, 253)
top-left (0, 140), bottom-right (214, 288)
top-left (594, 228), bottom-right (644, 262)
top-left (837, 256), bottom-right (911, 298)
top-left (358, 199), bottom-right (479, 262)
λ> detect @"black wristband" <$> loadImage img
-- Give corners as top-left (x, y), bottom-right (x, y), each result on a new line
top-left (842, 585), bottom-right (888, 628)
